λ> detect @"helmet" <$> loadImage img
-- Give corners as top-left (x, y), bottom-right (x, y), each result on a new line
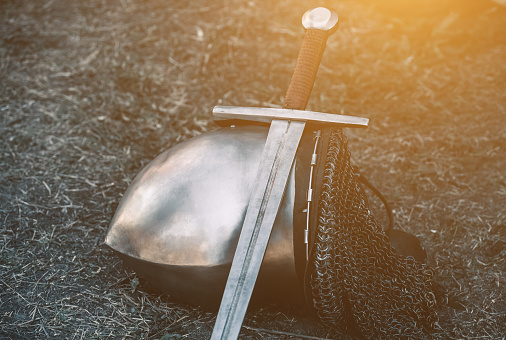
top-left (106, 125), bottom-right (305, 307)
top-left (106, 125), bottom-right (438, 337)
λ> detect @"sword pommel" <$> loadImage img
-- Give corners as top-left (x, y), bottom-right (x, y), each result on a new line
top-left (302, 7), bottom-right (339, 33)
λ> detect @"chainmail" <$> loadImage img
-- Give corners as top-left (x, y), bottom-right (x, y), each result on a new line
top-left (309, 128), bottom-right (438, 339)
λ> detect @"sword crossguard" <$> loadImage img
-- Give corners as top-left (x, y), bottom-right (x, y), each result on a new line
top-left (213, 106), bottom-right (369, 129)
top-left (283, 7), bottom-right (339, 111)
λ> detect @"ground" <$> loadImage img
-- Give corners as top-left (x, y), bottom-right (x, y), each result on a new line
top-left (0, 0), bottom-right (505, 339)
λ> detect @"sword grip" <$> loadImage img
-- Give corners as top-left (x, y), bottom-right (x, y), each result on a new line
top-left (282, 29), bottom-right (329, 111)
top-left (283, 7), bottom-right (338, 111)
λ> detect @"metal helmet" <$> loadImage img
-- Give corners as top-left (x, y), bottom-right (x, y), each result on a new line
top-left (106, 125), bottom-right (306, 307)
top-left (106, 124), bottom-right (439, 338)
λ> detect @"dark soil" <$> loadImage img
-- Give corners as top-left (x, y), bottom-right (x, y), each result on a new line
top-left (1, 0), bottom-right (504, 339)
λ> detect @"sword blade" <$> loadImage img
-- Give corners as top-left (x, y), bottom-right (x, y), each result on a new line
top-left (211, 119), bottom-right (305, 340)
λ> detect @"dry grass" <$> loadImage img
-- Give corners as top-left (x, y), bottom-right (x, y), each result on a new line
top-left (1, 0), bottom-right (504, 339)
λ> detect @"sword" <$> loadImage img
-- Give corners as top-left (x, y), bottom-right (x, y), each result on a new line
top-left (211, 8), bottom-right (343, 339)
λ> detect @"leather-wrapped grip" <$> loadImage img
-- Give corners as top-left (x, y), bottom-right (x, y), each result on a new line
top-left (282, 29), bottom-right (329, 111)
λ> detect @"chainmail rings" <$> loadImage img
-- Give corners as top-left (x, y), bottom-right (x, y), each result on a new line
top-left (309, 129), bottom-right (438, 339)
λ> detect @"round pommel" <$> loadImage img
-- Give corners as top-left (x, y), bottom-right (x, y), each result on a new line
top-left (302, 7), bottom-right (339, 33)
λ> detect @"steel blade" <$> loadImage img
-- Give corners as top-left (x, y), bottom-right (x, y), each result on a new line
top-left (211, 119), bottom-right (305, 340)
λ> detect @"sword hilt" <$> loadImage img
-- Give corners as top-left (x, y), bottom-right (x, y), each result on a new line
top-left (283, 7), bottom-right (339, 111)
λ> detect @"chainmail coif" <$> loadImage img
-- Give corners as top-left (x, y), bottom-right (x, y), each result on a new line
top-left (309, 128), bottom-right (438, 339)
